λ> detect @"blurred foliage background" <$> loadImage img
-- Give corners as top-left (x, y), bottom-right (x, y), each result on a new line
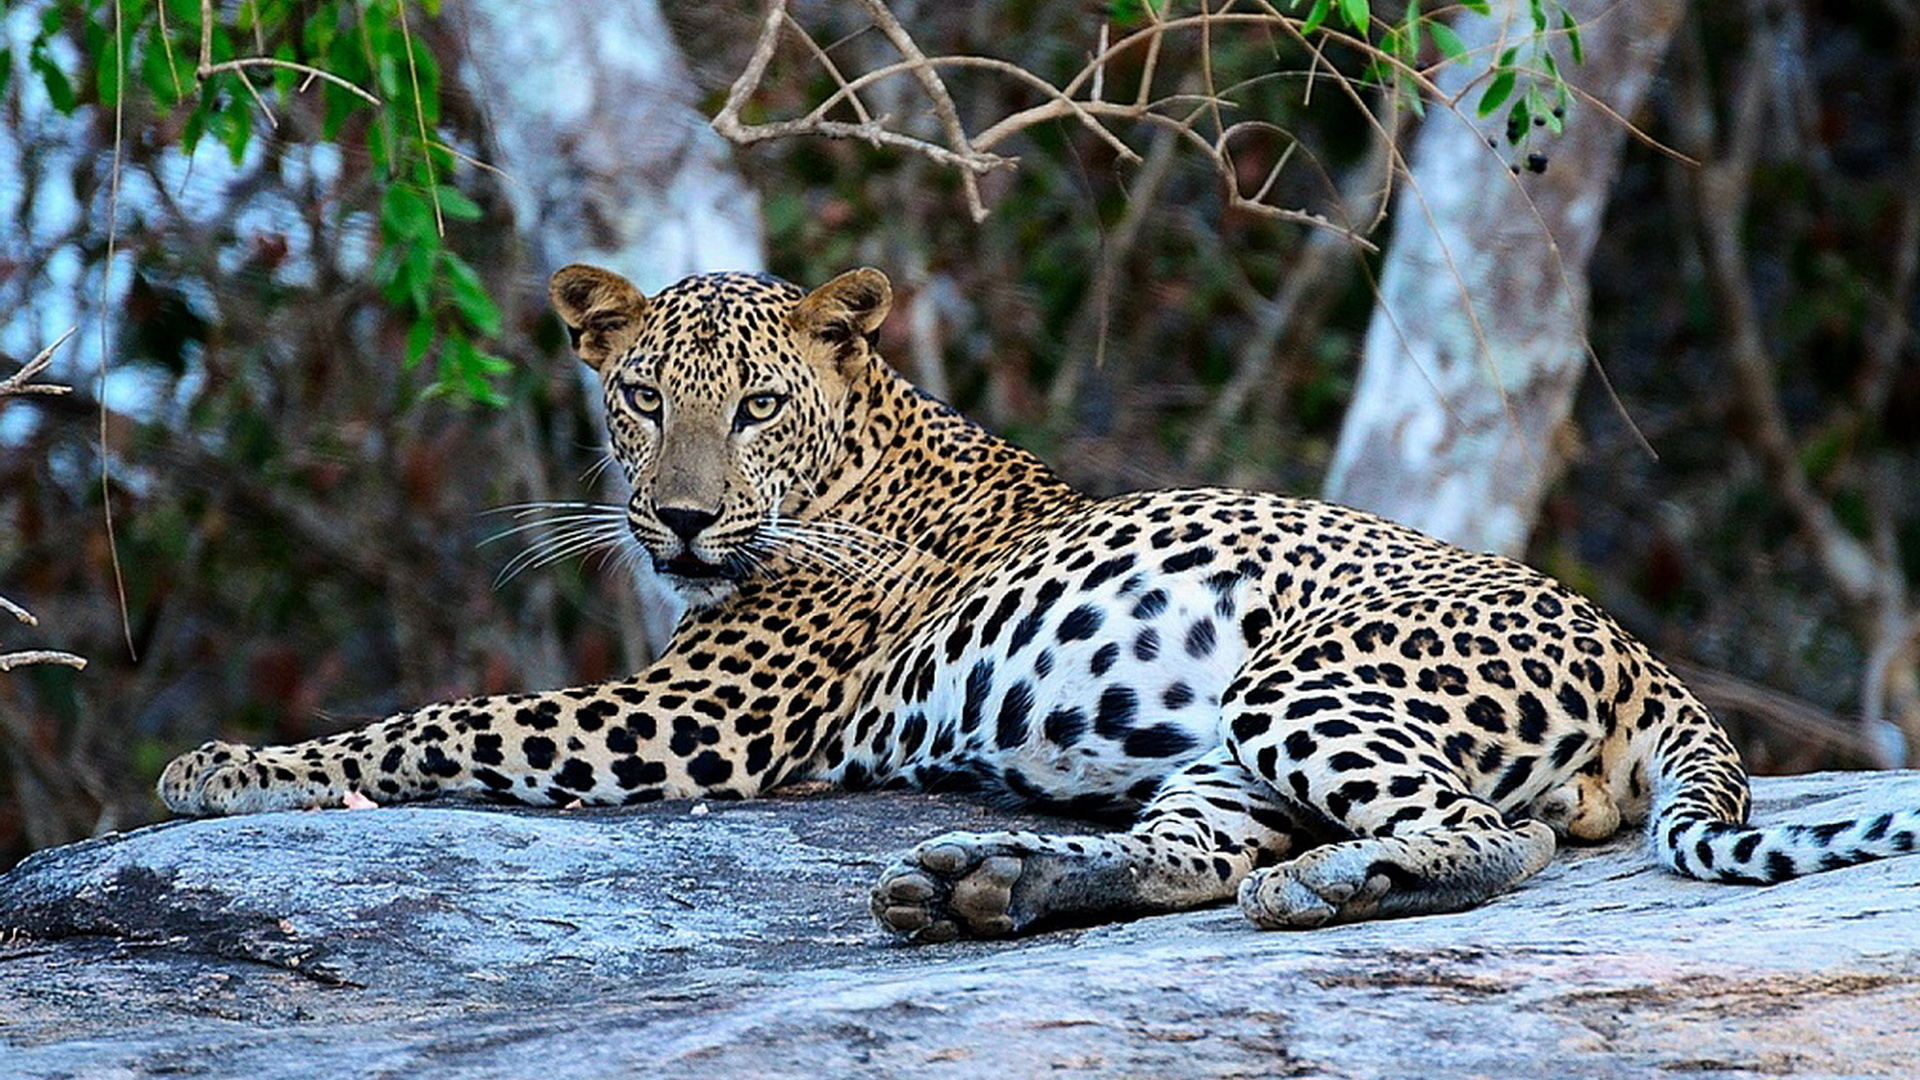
top-left (1, 0), bottom-right (1916, 868)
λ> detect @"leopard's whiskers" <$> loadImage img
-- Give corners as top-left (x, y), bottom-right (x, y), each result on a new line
top-left (483, 501), bottom-right (632, 587)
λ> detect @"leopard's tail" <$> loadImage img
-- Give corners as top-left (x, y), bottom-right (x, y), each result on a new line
top-left (1647, 701), bottom-right (1920, 884)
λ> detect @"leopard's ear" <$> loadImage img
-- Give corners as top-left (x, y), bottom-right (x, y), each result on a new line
top-left (789, 268), bottom-right (892, 357)
top-left (549, 264), bottom-right (650, 371)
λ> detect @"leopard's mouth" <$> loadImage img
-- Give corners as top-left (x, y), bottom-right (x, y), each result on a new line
top-left (655, 551), bottom-right (744, 581)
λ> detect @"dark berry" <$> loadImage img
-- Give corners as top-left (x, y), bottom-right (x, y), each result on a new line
top-left (1526, 153), bottom-right (1548, 174)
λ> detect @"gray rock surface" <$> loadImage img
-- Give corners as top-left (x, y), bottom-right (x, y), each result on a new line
top-left (4, 772), bottom-right (1920, 1079)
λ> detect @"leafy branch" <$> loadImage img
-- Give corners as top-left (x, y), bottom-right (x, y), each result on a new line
top-left (2, 0), bottom-right (511, 406)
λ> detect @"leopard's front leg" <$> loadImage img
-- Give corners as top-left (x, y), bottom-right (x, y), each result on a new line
top-left (157, 670), bottom-right (820, 816)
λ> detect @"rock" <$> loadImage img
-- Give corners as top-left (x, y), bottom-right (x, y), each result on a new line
top-left (4, 772), bottom-right (1920, 1078)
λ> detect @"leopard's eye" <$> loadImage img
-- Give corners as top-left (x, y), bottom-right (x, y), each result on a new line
top-left (623, 383), bottom-right (662, 417)
top-left (736, 392), bottom-right (785, 428)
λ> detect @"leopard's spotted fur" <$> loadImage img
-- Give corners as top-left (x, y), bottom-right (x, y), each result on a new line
top-left (159, 266), bottom-right (1920, 938)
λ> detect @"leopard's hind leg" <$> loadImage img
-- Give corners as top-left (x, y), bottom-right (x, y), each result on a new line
top-left (1227, 703), bottom-right (1559, 928)
top-left (1234, 765), bottom-right (1556, 928)
top-left (871, 747), bottom-right (1318, 941)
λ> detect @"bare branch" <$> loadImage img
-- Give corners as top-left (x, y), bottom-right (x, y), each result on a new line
top-left (711, 3), bottom-right (1439, 235)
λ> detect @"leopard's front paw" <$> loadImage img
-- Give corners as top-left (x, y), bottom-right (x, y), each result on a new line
top-left (156, 740), bottom-right (329, 817)
top-left (871, 831), bottom-right (1050, 943)
top-left (1238, 844), bottom-right (1390, 929)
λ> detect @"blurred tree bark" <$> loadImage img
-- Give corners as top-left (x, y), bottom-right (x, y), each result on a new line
top-left (1323, 0), bottom-right (1685, 556)
top-left (455, 0), bottom-right (767, 668)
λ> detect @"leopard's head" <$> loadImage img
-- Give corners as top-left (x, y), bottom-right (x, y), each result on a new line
top-left (549, 265), bottom-right (892, 606)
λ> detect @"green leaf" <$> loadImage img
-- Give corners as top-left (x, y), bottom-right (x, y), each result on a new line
top-left (403, 243), bottom-right (434, 314)
top-left (1301, 0), bottom-right (1332, 35)
top-left (1529, 0), bottom-right (1547, 32)
top-left (443, 252), bottom-right (502, 336)
top-left (1338, 0), bottom-right (1369, 32)
top-left (376, 49), bottom-right (402, 101)
top-left (439, 334), bottom-right (473, 390)
top-left (30, 42), bottom-right (76, 114)
top-left (139, 28), bottom-right (190, 107)
top-left (1460, 0), bottom-right (1491, 13)
top-left (434, 185), bottom-right (483, 222)
top-left (1506, 97), bottom-right (1530, 142)
top-left (273, 42), bottom-right (299, 100)
top-left (381, 184), bottom-right (435, 242)
top-left (1562, 10), bottom-right (1584, 64)
top-left (1108, 0), bottom-right (1162, 25)
top-left (0, 48), bottom-right (12, 98)
top-left (1479, 69), bottom-right (1516, 117)
top-left (404, 318), bottom-right (434, 370)
top-left (401, 33), bottom-right (442, 128)
top-left (1429, 21), bottom-right (1467, 61)
top-left (94, 20), bottom-right (130, 110)
top-left (180, 105), bottom-right (204, 156)
top-left (1378, 28), bottom-right (1402, 65)
top-left (220, 90), bottom-right (253, 163)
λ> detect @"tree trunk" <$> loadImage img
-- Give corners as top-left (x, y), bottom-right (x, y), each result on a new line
top-left (454, 0), bottom-right (767, 666)
top-left (1322, 0), bottom-right (1683, 556)
top-left (453, 0), bottom-right (764, 291)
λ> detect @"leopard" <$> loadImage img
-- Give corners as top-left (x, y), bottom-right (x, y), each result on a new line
top-left (159, 264), bottom-right (1920, 941)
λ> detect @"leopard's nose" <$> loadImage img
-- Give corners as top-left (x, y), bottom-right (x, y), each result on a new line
top-left (656, 506), bottom-right (720, 543)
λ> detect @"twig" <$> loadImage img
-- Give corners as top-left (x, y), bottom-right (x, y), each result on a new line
top-left (395, 0), bottom-right (443, 235)
top-left (0, 651), bottom-right (88, 674)
top-left (103, 0), bottom-right (135, 659)
top-left (1184, 132), bottom-right (1392, 466)
top-left (196, 0), bottom-right (382, 106)
top-left (852, 0), bottom-right (987, 220)
top-left (0, 327), bottom-right (78, 396)
top-left (194, 59), bottom-right (381, 106)
top-left (1, 596), bottom-right (36, 625)
top-left (784, 11), bottom-right (878, 128)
